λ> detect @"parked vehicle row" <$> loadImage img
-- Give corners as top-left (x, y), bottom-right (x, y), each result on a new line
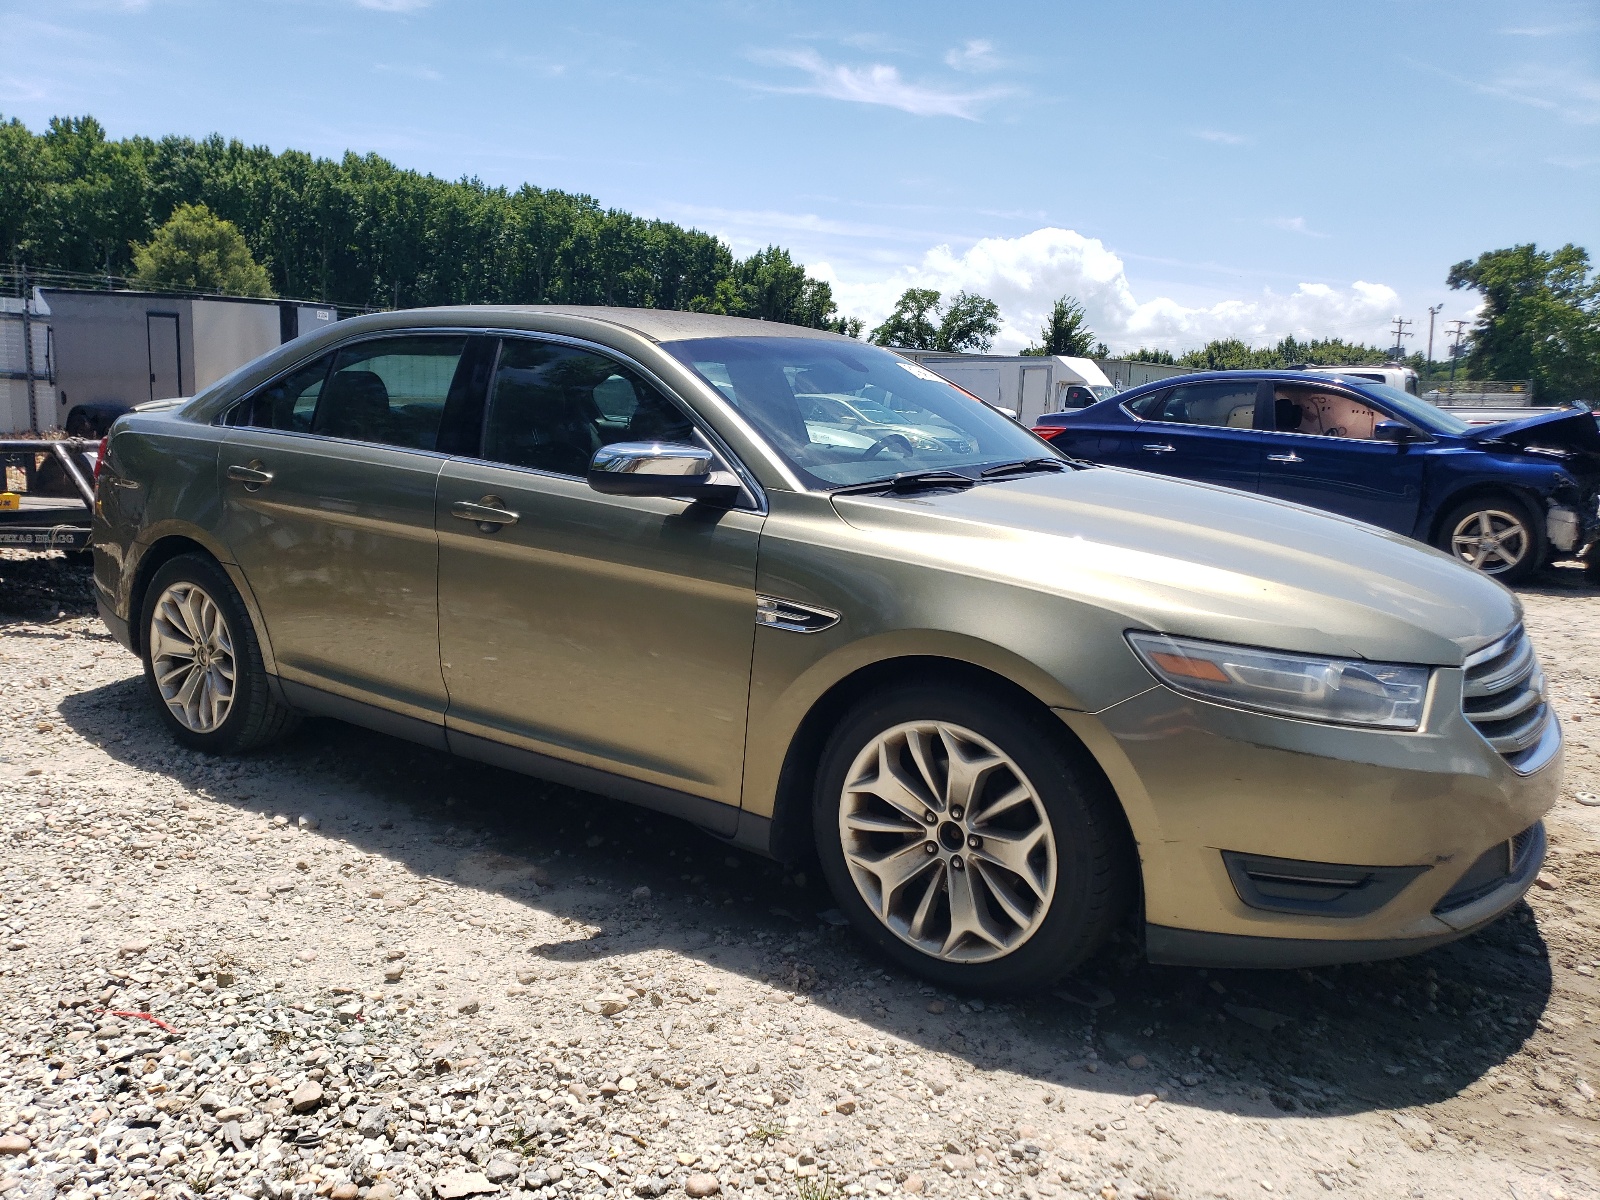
top-left (1033, 371), bottom-right (1600, 583)
top-left (94, 309), bottom-right (1559, 991)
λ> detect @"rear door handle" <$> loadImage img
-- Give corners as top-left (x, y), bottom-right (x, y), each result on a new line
top-left (451, 498), bottom-right (520, 529)
top-left (226, 462), bottom-right (273, 489)
top-left (1141, 443), bottom-right (1176, 454)
top-left (1266, 452), bottom-right (1303, 464)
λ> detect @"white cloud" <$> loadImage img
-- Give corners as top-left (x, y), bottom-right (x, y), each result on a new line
top-left (1267, 216), bottom-right (1330, 239)
top-left (1193, 129), bottom-right (1249, 145)
top-left (825, 227), bottom-right (1403, 353)
top-left (753, 47), bottom-right (1005, 119)
top-left (1483, 63), bottom-right (1600, 124)
top-left (354, 0), bottom-right (431, 11)
top-left (944, 39), bottom-right (1000, 72)
top-left (1501, 19), bottom-right (1595, 36)
top-left (1415, 58), bottom-right (1600, 125)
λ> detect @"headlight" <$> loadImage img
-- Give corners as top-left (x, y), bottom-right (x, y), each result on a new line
top-left (1126, 632), bottom-right (1430, 729)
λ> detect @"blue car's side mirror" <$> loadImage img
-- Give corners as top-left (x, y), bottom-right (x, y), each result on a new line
top-left (1374, 421), bottom-right (1411, 445)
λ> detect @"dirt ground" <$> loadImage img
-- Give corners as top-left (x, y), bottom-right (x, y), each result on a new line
top-left (0, 550), bottom-right (1596, 1200)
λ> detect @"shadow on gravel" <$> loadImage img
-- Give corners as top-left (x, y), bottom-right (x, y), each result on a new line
top-left (57, 666), bottom-right (1554, 1128)
top-left (0, 548), bottom-right (97, 622)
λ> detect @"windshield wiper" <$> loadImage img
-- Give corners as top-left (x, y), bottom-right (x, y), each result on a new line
top-left (832, 470), bottom-right (978, 497)
top-left (978, 457), bottom-right (1076, 479)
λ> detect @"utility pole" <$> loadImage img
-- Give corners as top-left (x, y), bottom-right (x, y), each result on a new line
top-left (1388, 316), bottom-right (1413, 360)
top-left (1445, 319), bottom-right (1468, 386)
top-left (1425, 304), bottom-right (1443, 363)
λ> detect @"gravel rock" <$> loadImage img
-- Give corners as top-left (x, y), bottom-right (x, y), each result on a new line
top-left (684, 1173), bottom-right (722, 1197)
top-left (290, 1078), bottom-right (324, 1112)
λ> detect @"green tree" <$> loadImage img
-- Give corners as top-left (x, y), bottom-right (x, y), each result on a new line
top-left (1122, 348), bottom-right (1177, 365)
top-left (936, 291), bottom-right (1001, 352)
top-left (1023, 295), bottom-right (1096, 356)
top-left (129, 201), bottom-right (274, 296)
top-left (870, 288), bottom-right (943, 349)
top-left (1448, 243), bottom-right (1599, 403)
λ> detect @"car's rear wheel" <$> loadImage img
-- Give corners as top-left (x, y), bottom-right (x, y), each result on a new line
top-left (813, 682), bottom-right (1132, 993)
top-left (1436, 495), bottom-right (1544, 584)
top-left (139, 554), bottom-right (298, 753)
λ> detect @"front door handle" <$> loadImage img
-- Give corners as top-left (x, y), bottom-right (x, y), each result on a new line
top-left (226, 461), bottom-right (273, 489)
top-left (1141, 443), bottom-right (1176, 454)
top-left (1266, 452), bottom-right (1303, 464)
top-left (451, 497), bottom-right (520, 530)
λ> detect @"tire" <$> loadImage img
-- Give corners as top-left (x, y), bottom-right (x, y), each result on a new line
top-left (812, 681), bottom-right (1133, 994)
top-left (138, 553), bottom-right (299, 754)
top-left (1435, 495), bottom-right (1545, 585)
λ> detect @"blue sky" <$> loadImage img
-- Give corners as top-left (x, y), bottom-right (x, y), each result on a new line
top-left (4, 0), bottom-right (1597, 352)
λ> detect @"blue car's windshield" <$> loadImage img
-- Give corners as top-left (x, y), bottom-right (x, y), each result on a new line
top-left (1358, 383), bottom-right (1472, 436)
top-left (661, 336), bottom-right (1054, 487)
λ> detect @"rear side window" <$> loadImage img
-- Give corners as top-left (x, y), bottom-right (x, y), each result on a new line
top-left (1123, 388), bottom-right (1169, 418)
top-left (225, 354), bottom-right (332, 430)
top-left (482, 339), bottom-right (695, 476)
top-left (312, 336), bottom-right (469, 451)
top-left (1151, 381), bottom-right (1259, 428)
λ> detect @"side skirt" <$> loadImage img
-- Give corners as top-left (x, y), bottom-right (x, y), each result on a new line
top-left (275, 678), bottom-right (764, 850)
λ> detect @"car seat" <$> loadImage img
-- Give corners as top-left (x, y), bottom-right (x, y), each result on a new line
top-left (315, 371), bottom-right (392, 442)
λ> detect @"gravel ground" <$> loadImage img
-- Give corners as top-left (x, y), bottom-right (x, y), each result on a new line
top-left (1, 549), bottom-right (1597, 1200)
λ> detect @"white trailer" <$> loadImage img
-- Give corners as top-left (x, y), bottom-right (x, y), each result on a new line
top-left (894, 351), bottom-right (1117, 424)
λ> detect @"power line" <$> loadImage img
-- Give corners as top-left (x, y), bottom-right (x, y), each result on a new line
top-left (1445, 319), bottom-right (1469, 384)
top-left (1425, 304), bottom-right (1444, 363)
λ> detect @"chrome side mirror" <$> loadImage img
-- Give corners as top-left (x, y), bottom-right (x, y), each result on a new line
top-left (586, 441), bottom-right (741, 503)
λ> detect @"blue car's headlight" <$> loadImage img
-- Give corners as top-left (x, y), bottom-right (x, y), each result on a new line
top-left (1126, 631), bottom-right (1430, 730)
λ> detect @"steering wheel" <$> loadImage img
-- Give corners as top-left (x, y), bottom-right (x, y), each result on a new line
top-left (858, 433), bottom-right (915, 461)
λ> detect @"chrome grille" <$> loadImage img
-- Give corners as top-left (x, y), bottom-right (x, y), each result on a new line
top-left (1462, 626), bottom-right (1557, 773)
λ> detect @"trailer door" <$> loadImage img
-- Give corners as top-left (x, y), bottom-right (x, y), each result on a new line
top-left (1019, 365), bottom-right (1049, 422)
top-left (147, 312), bottom-right (182, 401)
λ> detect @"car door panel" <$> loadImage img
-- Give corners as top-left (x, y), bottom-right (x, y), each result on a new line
top-left (436, 463), bottom-right (762, 803)
top-left (1257, 385), bottom-right (1423, 533)
top-left (218, 429), bottom-right (449, 719)
top-left (1099, 381), bottom-right (1267, 490)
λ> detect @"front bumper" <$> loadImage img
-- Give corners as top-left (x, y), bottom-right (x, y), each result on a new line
top-left (1058, 662), bottom-right (1562, 969)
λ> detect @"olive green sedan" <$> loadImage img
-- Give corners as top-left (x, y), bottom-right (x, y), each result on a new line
top-left (91, 307), bottom-right (1561, 991)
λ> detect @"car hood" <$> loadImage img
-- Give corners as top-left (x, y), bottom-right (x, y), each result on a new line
top-left (1465, 407), bottom-right (1600, 456)
top-left (831, 467), bottom-right (1519, 667)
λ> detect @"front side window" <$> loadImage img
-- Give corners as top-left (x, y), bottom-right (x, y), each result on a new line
top-left (661, 336), bottom-right (1047, 488)
top-left (1152, 381), bottom-right (1259, 428)
top-left (483, 339), bottom-right (695, 476)
top-left (1272, 386), bottom-right (1382, 439)
top-left (312, 336), bottom-right (469, 451)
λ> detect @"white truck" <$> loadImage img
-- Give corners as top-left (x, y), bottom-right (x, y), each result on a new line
top-left (893, 351), bottom-right (1118, 424)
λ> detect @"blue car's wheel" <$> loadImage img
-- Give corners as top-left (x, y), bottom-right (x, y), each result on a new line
top-left (1437, 495), bottom-right (1544, 584)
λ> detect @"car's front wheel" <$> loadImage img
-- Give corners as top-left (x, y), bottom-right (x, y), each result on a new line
top-left (139, 553), bottom-right (298, 753)
top-left (813, 682), bottom-right (1132, 993)
top-left (1436, 495), bottom-right (1544, 584)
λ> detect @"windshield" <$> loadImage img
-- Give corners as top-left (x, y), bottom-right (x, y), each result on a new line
top-left (662, 336), bottom-right (1056, 487)
top-left (1359, 382), bottom-right (1471, 436)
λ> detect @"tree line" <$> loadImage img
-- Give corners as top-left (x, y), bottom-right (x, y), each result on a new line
top-left (0, 114), bottom-right (851, 329)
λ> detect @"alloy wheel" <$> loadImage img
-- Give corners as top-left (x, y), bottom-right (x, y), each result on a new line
top-left (149, 581), bottom-right (237, 733)
top-left (838, 720), bottom-right (1057, 963)
top-left (1451, 509), bottom-right (1530, 574)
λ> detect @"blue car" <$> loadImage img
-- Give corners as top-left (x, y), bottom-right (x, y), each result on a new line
top-left (1033, 370), bottom-right (1600, 584)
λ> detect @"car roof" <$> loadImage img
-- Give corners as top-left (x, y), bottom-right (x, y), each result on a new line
top-left (355, 304), bottom-right (850, 345)
top-left (1118, 369), bottom-right (1387, 396)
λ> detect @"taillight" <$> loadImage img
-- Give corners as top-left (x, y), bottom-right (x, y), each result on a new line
top-left (94, 435), bottom-right (109, 483)
top-left (1033, 426), bottom-right (1066, 442)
